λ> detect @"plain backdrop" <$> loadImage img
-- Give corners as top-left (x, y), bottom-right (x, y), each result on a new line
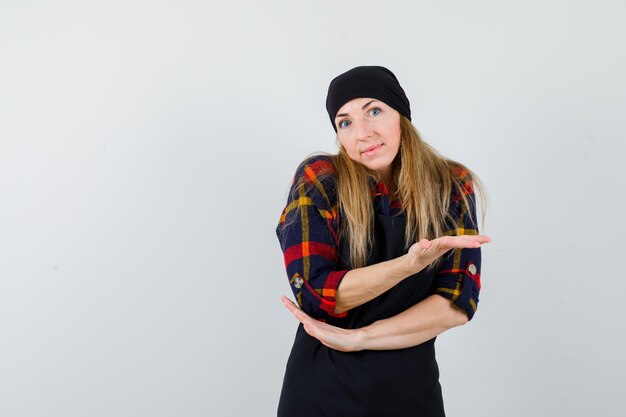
top-left (1, 0), bottom-right (625, 416)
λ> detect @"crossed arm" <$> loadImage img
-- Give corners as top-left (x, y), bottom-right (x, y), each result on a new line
top-left (280, 234), bottom-right (491, 352)
top-left (277, 157), bottom-right (489, 351)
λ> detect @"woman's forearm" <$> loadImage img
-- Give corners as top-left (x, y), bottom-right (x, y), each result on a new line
top-left (355, 294), bottom-right (469, 350)
top-left (333, 235), bottom-right (489, 315)
top-left (333, 253), bottom-right (420, 314)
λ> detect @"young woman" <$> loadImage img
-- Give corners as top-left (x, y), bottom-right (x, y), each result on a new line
top-left (275, 66), bottom-right (491, 416)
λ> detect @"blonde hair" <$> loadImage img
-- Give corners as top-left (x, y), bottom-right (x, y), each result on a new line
top-left (289, 116), bottom-right (486, 269)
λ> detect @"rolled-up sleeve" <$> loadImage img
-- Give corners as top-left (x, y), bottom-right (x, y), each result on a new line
top-left (276, 156), bottom-right (350, 320)
top-left (433, 171), bottom-right (482, 321)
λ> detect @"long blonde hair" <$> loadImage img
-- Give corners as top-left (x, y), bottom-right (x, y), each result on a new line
top-left (290, 116), bottom-right (486, 269)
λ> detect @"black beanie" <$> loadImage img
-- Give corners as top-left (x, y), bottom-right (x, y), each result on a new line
top-left (326, 66), bottom-right (411, 132)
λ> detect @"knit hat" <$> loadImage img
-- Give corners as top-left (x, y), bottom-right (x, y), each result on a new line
top-left (325, 66), bottom-right (411, 132)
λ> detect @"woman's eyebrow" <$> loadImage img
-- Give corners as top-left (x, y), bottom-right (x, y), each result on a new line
top-left (335, 99), bottom-right (378, 119)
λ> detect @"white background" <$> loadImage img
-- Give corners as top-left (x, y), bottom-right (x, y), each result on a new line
top-left (1, 1), bottom-right (625, 416)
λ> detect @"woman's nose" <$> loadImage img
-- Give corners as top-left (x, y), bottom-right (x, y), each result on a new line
top-left (353, 120), bottom-right (373, 140)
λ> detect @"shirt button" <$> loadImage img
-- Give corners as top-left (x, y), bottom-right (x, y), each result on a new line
top-left (294, 277), bottom-right (304, 289)
top-left (468, 264), bottom-right (477, 276)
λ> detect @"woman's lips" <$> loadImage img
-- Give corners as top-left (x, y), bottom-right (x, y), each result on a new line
top-left (362, 144), bottom-right (382, 156)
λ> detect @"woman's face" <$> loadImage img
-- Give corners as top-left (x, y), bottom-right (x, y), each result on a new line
top-left (334, 97), bottom-right (401, 182)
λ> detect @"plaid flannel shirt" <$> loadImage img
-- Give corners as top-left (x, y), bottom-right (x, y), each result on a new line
top-left (276, 155), bottom-right (482, 321)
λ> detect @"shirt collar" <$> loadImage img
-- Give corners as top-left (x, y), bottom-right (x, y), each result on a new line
top-left (369, 177), bottom-right (402, 213)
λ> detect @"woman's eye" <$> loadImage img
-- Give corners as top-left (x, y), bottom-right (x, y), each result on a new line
top-left (369, 108), bottom-right (381, 116)
top-left (338, 120), bottom-right (351, 129)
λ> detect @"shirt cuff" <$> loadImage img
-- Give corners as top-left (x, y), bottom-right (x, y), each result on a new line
top-left (296, 270), bottom-right (350, 319)
top-left (434, 261), bottom-right (480, 321)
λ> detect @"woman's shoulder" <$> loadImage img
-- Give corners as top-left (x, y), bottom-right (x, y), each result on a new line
top-left (448, 161), bottom-right (471, 180)
top-left (290, 153), bottom-right (338, 208)
top-left (292, 153), bottom-right (338, 186)
top-left (447, 161), bottom-right (475, 195)
top-left (294, 153), bottom-right (336, 177)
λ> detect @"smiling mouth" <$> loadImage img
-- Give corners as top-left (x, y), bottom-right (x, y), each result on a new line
top-left (362, 144), bottom-right (382, 154)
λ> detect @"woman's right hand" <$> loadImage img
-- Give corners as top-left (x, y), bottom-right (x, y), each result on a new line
top-left (405, 235), bottom-right (491, 274)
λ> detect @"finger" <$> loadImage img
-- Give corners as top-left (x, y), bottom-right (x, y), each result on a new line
top-left (417, 236), bottom-right (477, 260)
top-left (280, 296), bottom-right (319, 326)
top-left (449, 236), bottom-right (481, 248)
top-left (280, 295), bottom-right (297, 311)
top-left (281, 296), bottom-right (305, 318)
top-left (289, 305), bottom-right (309, 322)
top-left (281, 295), bottom-right (306, 314)
top-left (436, 235), bottom-right (490, 250)
top-left (287, 305), bottom-right (308, 324)
top-left (457, 235), bottom-right (492, 246)
top-left (280, 294), bottom-right (295, 305)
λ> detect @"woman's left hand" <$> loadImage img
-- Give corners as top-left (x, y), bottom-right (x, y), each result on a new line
top-left (280, 295), bottom-right (363, 352)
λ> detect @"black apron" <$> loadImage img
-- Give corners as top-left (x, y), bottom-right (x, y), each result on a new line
top-left (277, 212), bottom-right (445, 417)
